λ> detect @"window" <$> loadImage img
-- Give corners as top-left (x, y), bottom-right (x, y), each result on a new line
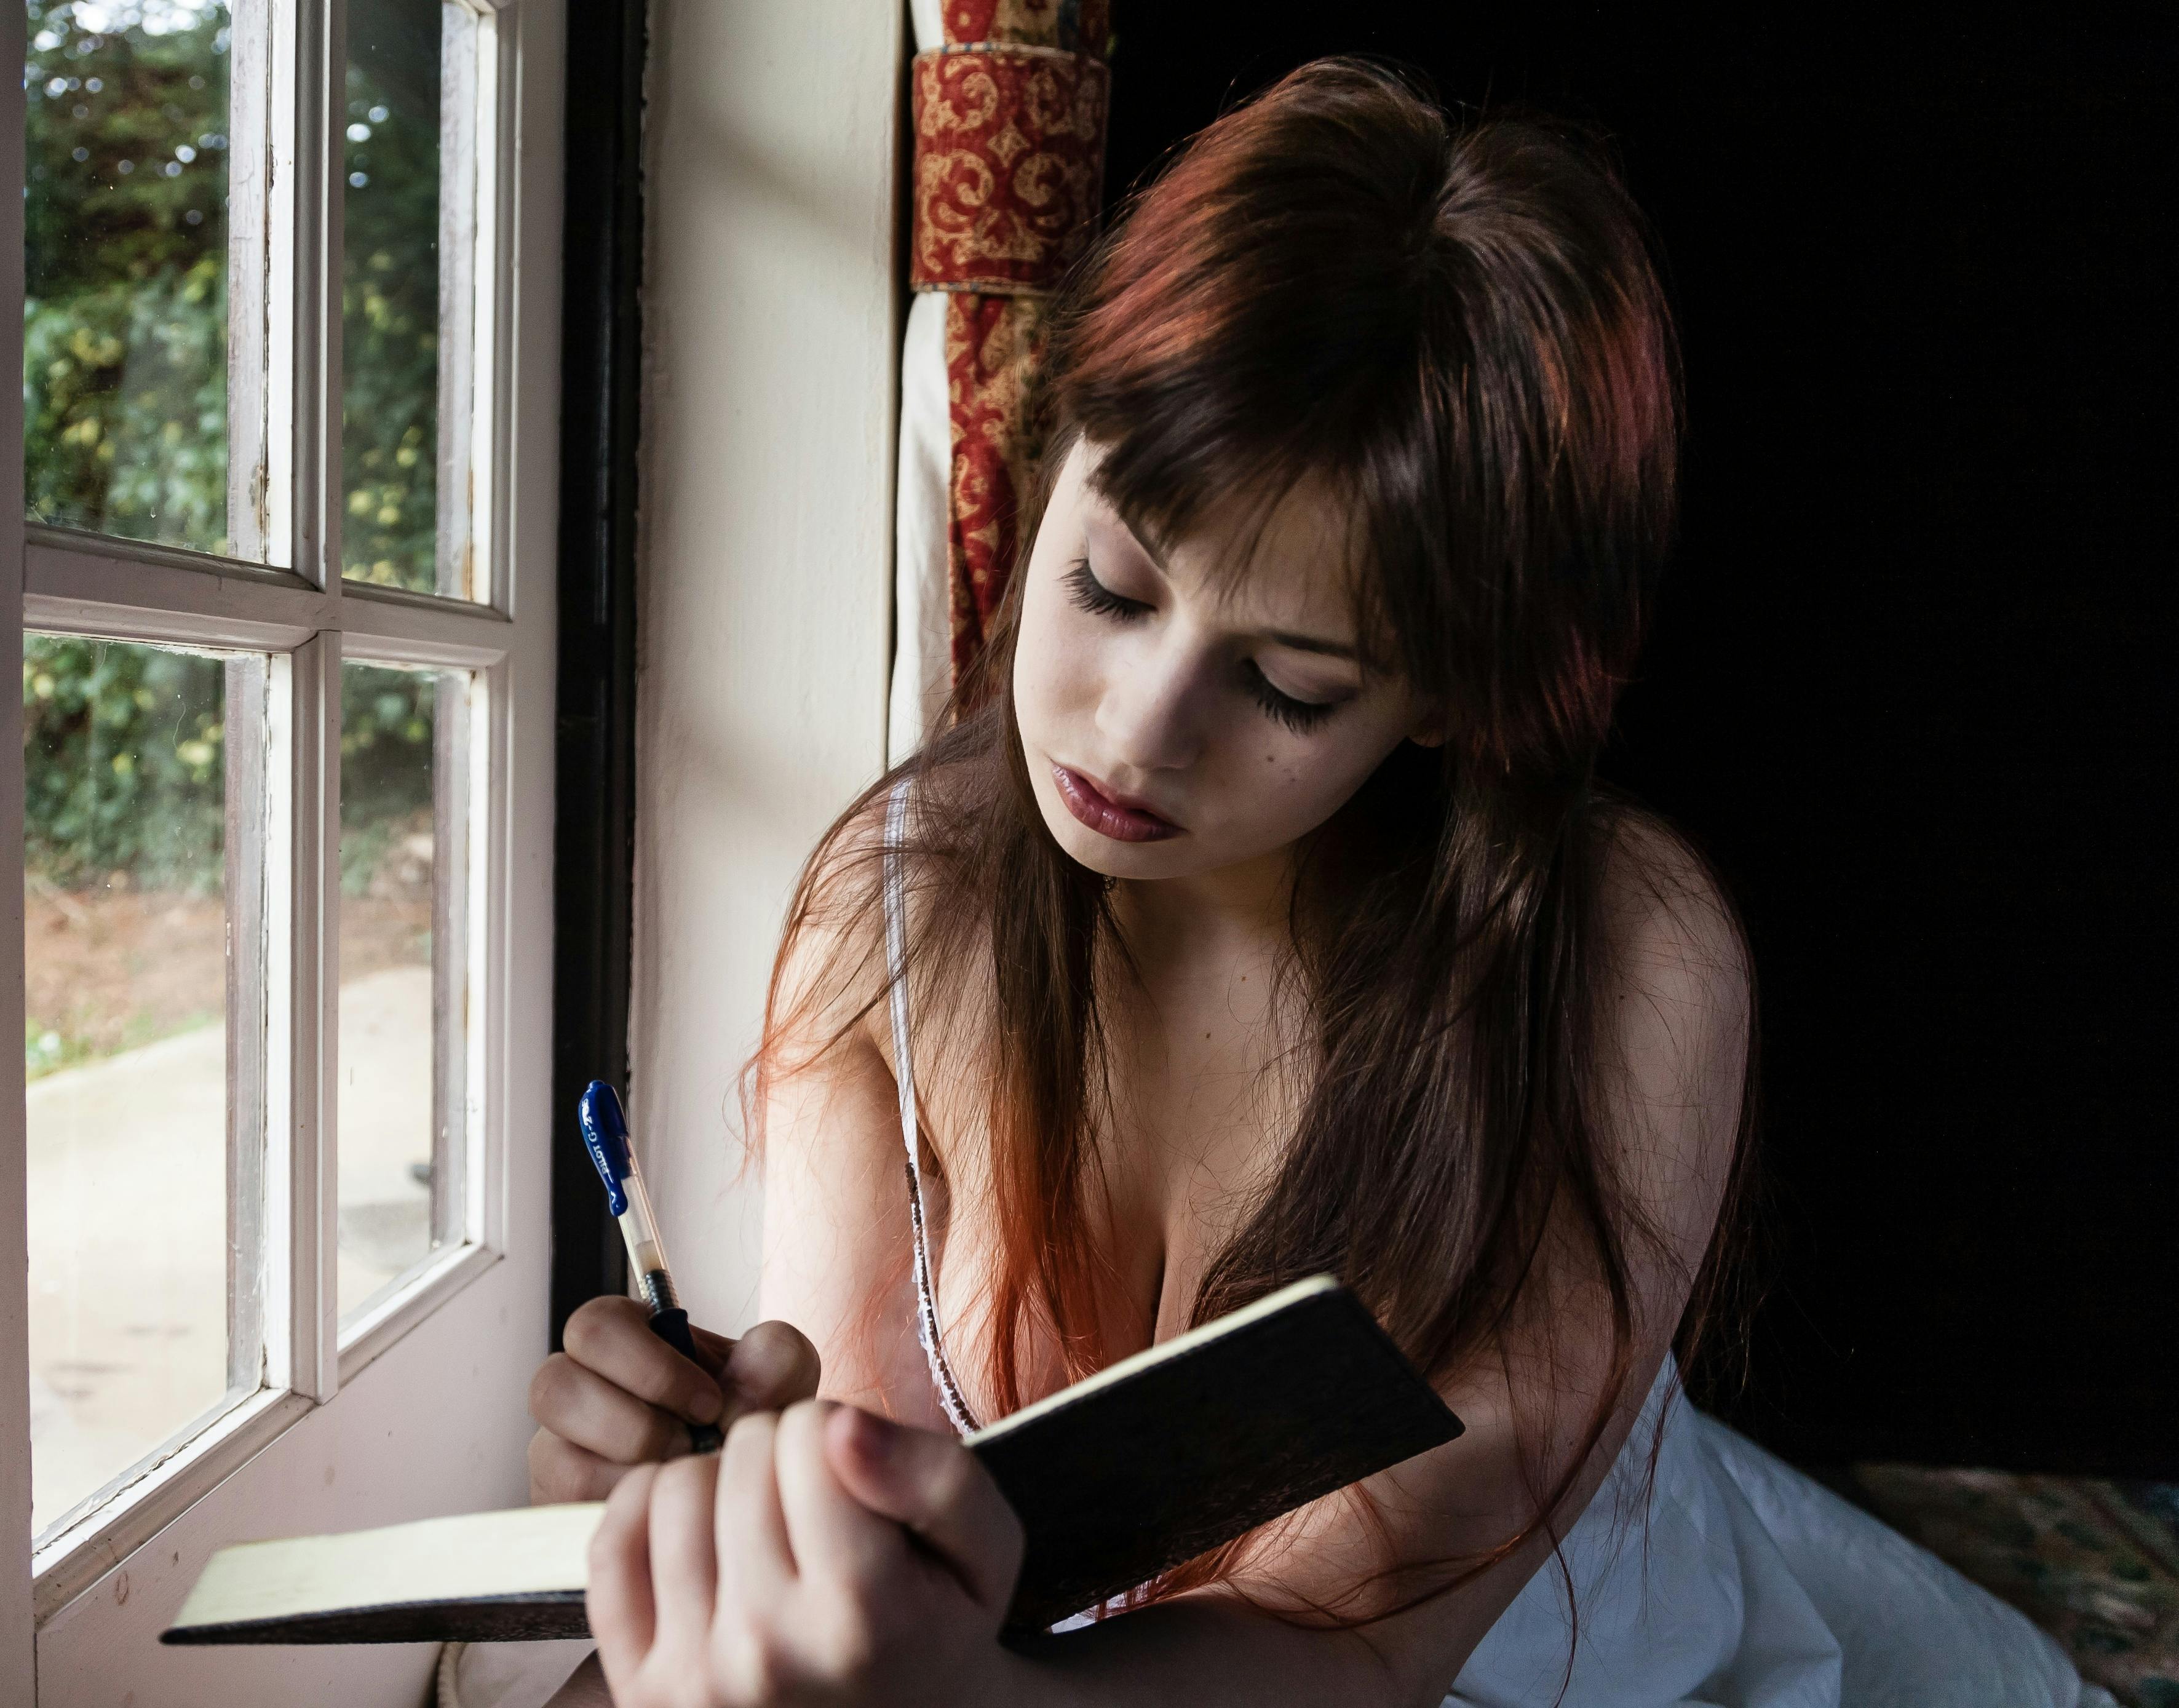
top-left (2, 0), bottom-right (563, 1667)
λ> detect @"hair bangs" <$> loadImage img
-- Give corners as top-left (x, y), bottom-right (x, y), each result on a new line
top-left (1048, 58), bottom-right (1680, 771)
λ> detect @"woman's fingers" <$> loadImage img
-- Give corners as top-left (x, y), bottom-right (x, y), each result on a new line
top-left (823, 1406), bottom-right (1025, 1615)
top-left (585, 1463), bottom-right (661, 1693)
top-left (773, 1401), bottom-right (899, 1593)
top-left (563, 1295), bottom-right (726, 1428)
top-left (546, 1300), bottom-right (816, 1439)
top-left (528, 1351), bottom-right (689, 1464)
top-left (528, 1426), bottom-right (637, 1504)
top-left (716, 1410), bottom-right (796, 1599)
top-left (645, 1453), bottom-right (723, 1651)
top-left (587, 1404), bottom-right (1017, 1704)
top-left (721, 1319), bottom-right (823, 1414)
top-left (688, 1321), bottom-right (739, 1381)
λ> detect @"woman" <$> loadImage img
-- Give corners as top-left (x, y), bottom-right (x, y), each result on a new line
top-left (526, 60), bottom-right (2090, 1708)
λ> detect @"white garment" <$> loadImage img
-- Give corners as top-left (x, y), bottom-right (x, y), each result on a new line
top-left (1448, 1363), bottom-right (2097, 1706)
top-left (878, 780), bottom-right (2102, 1708)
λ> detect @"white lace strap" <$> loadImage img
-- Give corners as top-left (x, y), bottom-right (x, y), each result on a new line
top-left (883, 780), bottom-right (982, 1436)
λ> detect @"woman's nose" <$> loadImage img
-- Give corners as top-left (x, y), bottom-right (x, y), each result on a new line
top-left (1095, 639), bottom-right (1209, 773)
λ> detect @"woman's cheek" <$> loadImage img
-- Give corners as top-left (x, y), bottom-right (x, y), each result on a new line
top-left (1012, 591), bottom-right (1076, 744)
top-left (1215, 736), bottom-right (1313, 845)
top-left (1235, 730), bottom-right (1386, 846)
top-left (1045, 614), bottom-right (1114, 731)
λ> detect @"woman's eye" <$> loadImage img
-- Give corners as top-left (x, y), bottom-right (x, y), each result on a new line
top-left (1242, 662), bottom-right (1338, 736)
top-left (1063, 557), bottom-right (1338, 735)
top-left (1063, 557), bottom-right (1149, 622)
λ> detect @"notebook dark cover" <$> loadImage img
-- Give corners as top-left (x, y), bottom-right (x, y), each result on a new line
top-left (981, 1274), bottom-right (1461, 1628)
top-left (164, 1276), bottom-right (1460, 1643)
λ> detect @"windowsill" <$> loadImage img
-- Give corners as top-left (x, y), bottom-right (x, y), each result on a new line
top-left (31, 1386), bottom-right (314, 1623)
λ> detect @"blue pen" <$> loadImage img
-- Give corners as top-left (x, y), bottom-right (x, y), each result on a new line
top-left (579, 1081), bottom-right (724, 1453)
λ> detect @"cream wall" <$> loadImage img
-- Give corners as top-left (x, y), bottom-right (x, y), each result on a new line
top-left (630, 2), bottom-right (907, 1332)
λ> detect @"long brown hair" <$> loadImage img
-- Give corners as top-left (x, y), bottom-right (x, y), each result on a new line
top-left (750, 58), bottom-right (1754, 1615)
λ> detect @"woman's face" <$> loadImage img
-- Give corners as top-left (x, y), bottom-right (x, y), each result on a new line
top-left (1014, 439), bottom-right (1439, 885)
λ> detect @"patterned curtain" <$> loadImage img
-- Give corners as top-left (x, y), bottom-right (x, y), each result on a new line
top-left (889, 0), bottom-right (1113, 761)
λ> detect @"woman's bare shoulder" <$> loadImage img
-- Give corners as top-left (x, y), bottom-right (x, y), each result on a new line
top-left (1595, 804), bottom-right (1750, 1028)
top-left (769, 784), bottom-right (899, 1055)
top-left (771, 763), bottom-right (990, 1068)
top-left (1589, 804), bottom-right (1751, 1248)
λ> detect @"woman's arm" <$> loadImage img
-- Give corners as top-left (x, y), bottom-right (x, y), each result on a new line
top-left (744, 807), bottom-right (953, 1426)
top-left (527, 808), bottom-right (943, 1506)
top-left (753, 1009), bottom-right (951, 1428)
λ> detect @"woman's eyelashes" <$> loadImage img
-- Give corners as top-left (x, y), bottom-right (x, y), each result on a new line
top-left (1242, 661), bottom-right (1338, 735)
top-left (1063, 556), bottom-right (1148, 621)
top-left (1065, 557), bottom-right (1343, 737)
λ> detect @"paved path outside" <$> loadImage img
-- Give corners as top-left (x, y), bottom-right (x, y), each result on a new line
top-left (26, 965), bottom-right (435, 1534)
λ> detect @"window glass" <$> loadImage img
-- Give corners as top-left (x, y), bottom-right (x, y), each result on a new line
top-left (341, 0), bottom-right (460, 595)
top-left (338, 661), bottom-right (466, 1319)
top-left (22, 634), bottom-right (257, 1537)
top-left (22, 1), bottom-right (235, 554)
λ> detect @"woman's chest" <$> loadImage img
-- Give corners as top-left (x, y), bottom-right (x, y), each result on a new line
top-left (916, 962), bottom-right (1300, 1411)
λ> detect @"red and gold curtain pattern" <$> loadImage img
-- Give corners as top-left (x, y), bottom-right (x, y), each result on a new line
top-left (909, 1), bottom-right (1113, 693)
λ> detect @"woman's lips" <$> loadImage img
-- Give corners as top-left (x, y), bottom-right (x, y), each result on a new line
top-left (1052, 765), bottom-right (1183, 843)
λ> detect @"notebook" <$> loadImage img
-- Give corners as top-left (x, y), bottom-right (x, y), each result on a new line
top-left (164, 1274), bottom-right (1461, 1643)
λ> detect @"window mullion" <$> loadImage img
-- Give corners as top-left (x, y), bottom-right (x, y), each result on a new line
top-left (478, 5), bottom-right (518, 614)
top-left (432, 677), bottom-right (473, 1249)
top-left (224, 656), bottom-right (272, 1402)
top-left (439, 6), bottom-right (482, 601)
top-left (263, 634), bottom-right (340, 1404)
top-left (283, 0), bottom-right (344, 592)
top-left (467, 662), bottom-right (506, 1260)
top-left (269, 0), bottom-right (349, 1406)
top-left (227, 4), bottom-right (275, 565)
top-left (261, 0), bottom-right (301, 573)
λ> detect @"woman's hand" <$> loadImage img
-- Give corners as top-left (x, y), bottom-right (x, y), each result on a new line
top-left (529, 1298), bottom-right (822, 1503)
top-left (587, 1400), bottom-right (1026, 1707)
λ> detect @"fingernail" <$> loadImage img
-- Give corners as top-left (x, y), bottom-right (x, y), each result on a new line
top-left (688, 1382), bottom-right (724, 1426)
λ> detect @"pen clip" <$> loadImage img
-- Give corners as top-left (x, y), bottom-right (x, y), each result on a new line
top-left (579, 1080), bottom-right (633, 1217)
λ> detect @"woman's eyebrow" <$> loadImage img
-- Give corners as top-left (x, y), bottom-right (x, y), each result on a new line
top-left (1105, 516), bottom-right (1360, 661)
top-left (1260, 628), bottom-right (1359, 661)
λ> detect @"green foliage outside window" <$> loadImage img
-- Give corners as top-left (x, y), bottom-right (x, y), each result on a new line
top-left (20, 0), bottom-right (450, 894)
top-left (23, 0), bottom-right (232, 550)
top-left (21, 632), bottom-right (226, 891)
top-left (338, 661), bottom-right (439, 895)
top-left (20, 636), bottom-right (444, 894)
top-left (341, 15), bottom-right (443, 593)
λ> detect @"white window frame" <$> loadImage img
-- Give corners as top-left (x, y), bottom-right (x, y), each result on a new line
top-left (0, 0), bottom-right (564, 1690)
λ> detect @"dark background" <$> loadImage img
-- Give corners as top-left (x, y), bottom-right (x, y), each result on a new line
top-left (1104, 6), bottom-right (2175, 1476)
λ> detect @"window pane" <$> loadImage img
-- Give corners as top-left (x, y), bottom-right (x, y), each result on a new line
top-left (22, 635), bottom-right (258, 1537)
top-left (338, 661), bottom-right (467, 1320)
top-left (22, 2), bottom-right (236, 555)
top-left (342, 0), bottom-right (472, 597)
